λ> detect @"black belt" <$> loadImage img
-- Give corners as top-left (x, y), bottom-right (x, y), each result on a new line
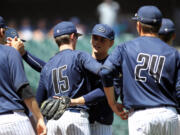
top-left (129, 105), bottom-right (175, 113)
top-left (129, 108), bottom-right (146, 113)
top-left (0, 111), bottom-right (14, 115)
top-left (67, 109), bottom-right (81, 113)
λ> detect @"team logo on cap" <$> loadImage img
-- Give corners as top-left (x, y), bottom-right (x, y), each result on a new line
top-left (164, 28), bottom-right (168, 32)
top-left (57, 29), bottom-right (60, 33)
top-left (97, 26), bottom-right (106, 33)
top-left (153, 19), bottom-right (157, 23)
top-left (11, 31), bottom-right (17, 37)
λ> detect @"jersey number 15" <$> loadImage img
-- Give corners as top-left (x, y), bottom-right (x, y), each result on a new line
top-left (52, 65), bottom-right (70, 94)
top-left (134, 53), bottom-right (165, 83)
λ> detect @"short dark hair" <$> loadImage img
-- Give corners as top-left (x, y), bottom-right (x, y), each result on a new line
top-left (140, 22), bottom-right (161, 34)
top-left (159, 32), bottom-right (175, 43)
top-left (55, 34), bottom-right (71, 47)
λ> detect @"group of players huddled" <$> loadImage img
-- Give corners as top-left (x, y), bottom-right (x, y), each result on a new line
top-left (0, 5), bottom-right (179, 135)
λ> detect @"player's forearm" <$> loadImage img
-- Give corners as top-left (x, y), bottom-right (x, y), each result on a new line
top-left (104, 86), bottom-right (116, 107)
top-left (70, 97), bottom-right (85, 106)
top-left (70, 88), bottom-right (105, 105)
top-left (24, 97), bottom-right (44, 121)
top-left (83, 88), bottom-right (105, 104)
top-left (24, 97), bottom-right (47, 135)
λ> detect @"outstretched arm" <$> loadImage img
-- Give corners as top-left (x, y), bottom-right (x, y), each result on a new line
top-left (23, 51), bottom-right (46, 72)
top-left (7, 37), bottom-right (46, 72)
top-left (70, 88), bottom-right (105, 106)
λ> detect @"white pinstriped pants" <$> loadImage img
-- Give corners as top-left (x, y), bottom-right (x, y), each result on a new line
top-left (128, 107), bottom-right (179, 135)
top-left (178, 115), bottom-right (180, 133)
top-left (47, 110), bottom-right (90, 135)
top-left (0, 112), bottom-right (35, 135)
top-left (90, 121), bottom-right (112, 135)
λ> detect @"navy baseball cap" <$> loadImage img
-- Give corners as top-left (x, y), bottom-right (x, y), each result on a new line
top-left (91, 24), bottom-right (115, 40)
top-left (53, 21), bottom-right (82, 38)
top-left (5, 27), bottom-right (26, 42)
top-left (159, 18), bottom-right (175, 35)
top-left (0, 16), bottom-right (7, 28)
top-left (132, 5), bottom-right (162, 25)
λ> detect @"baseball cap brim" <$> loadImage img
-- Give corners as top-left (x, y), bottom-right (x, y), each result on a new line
top-left (132, 13), bottom-right (139, 21)
top-left (21, 39), bottom-right (26, 42)
top-left (91, 32), bottom-right (112, 40)
top-left (132, 16), bottom-right (138, 21)
top-left (77, 33), bottom-right (82, 37)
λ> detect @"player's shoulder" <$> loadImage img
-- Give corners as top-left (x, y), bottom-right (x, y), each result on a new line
top-left (73, 50), bottom-right (92, 59)
top-left (0, 44), bottom-right (18, 54)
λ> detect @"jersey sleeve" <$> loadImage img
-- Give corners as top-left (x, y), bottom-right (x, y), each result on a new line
top-left (36, 68), bottom-right (48, 106)
top-left (83, 88), bottom-right (105, 104)
top-left (8, 48), bottom-right (29, 91)
top-left (79, 52), bottom-right (102, 75)
top-left (23, 51), bottom-right (46, 72)
top-left (100, 45), bottom-right (123, 87)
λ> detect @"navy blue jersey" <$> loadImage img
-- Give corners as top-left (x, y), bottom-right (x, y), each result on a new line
top-left (101, 36), bottom-right (180, 110)
top-left (23, 51), bottom-right (45, 72)
top-left (0, 45), bottom-right (29, 113)
top-left (23, 50), bottom-right (121, 124)
top-left (84, 58), bottom-right (121, 125)
top-left (36, 49), bottom-right (101, 110)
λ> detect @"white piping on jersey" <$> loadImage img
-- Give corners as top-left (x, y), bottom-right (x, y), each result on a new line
top-left (27, 54), bottom-right (43, 69)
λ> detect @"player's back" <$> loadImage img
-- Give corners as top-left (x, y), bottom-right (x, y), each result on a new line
top-left (40, 49), bottom-right (101, 109)
top-left (116, 36), bottom-right (179, 109)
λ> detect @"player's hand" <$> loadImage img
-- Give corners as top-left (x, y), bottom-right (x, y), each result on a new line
top-left (36, 118), bottom-right (47, 135)
top-left (111, 103), bottom-right (128, 120)
top-left (7, 37), bottom-right (26, 56)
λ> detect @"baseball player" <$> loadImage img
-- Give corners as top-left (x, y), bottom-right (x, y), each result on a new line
top-left (36, 21), bottom-right (102, 135)
top-left (0, 16), bottom-right (46, 135)
top-left (5, 27), bottom-right (45, 72)
top-left (159, 18), bottom-right (176, 45)
top-left (100, 5), bottom-right (180, 135)
top-left (158, 18), bottom-right (180, 131)
top-left (70, 24), bottom-right (122, 135)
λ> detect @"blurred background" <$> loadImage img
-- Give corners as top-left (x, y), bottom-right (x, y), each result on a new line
top-left (1, 0), bottom-right (180, 134)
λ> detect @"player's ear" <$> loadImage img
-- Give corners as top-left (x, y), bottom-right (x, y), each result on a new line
top-left (70, 33), bottom-right (77, 40)
top-left (69, 33), bottom-right (74, 40)
top-left (136, 21), bottom-right (141, 35)
top-left (0, 28), bottom-right (5, 38)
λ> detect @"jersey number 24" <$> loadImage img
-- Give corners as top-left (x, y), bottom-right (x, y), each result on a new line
top-left (134, 53), bottom-right (165, 83)
top-left (52, 65), bottom-right (70, 94)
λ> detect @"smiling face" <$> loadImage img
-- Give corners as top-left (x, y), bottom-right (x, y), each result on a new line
top-left (91, 35), bottom-right (113, 59)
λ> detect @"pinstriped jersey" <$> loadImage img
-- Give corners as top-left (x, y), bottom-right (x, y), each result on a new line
top-left (102, 36), bottom-right (180, 109)
top-left (36, 49), bottom-right (101, 110)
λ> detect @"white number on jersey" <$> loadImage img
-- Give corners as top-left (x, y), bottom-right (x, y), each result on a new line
top-left (134, 53), bottom-right (165, 83)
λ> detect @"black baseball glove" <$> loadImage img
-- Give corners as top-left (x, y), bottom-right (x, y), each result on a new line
top-left (40, 96), bottom-right (70, 120)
